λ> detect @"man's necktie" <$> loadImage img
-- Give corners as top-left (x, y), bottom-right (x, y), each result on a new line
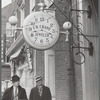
top-left (14, 87), bottom-right (18, 100)
top-left (39, 87), bottom-right (43, 96)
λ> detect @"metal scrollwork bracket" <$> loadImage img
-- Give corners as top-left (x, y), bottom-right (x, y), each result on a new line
top-left (72, 42), bottom-right (93, 65)
top-left (73, 52), bottom-right (85, 65)
top-left (72, 42), bottom-right (93, 56)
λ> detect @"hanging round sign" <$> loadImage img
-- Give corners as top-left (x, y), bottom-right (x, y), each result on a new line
top-left (23, 11), bottom-right (60, 50)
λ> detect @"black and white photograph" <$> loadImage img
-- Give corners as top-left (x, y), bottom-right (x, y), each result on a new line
top-left (1, 0), bottom-right (99, 100)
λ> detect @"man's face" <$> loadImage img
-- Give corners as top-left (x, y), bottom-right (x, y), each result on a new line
top-left (13, 81), bottom-right (20, 87)
top-left (36, 80), bottom-right (42, 86)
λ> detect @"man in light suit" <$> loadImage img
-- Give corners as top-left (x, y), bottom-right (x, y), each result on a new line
top-left (2, 75), bottom-right (27, 100)
top-left (29, 76), bottom-right (52, 100)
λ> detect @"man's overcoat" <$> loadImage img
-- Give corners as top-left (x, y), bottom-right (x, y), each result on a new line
top-left (2, 85), bottom-right (27, 100)
top-left (29, 85), bottom-right (51, 100)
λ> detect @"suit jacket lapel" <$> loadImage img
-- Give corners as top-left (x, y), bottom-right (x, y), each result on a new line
top-left (42, 85), bottom-right (45, 97)
top-left (18, 86), bottom-right (22, 98)
top-left (36, 86), bottom-right (40, 97)
top-left (10, 86), bottom-right (14, 100)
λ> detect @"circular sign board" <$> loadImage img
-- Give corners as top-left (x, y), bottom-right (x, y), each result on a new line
top-left (23, 11), bottom-right (60, 50)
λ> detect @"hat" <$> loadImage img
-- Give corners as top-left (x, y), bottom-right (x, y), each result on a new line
top-left (36, 76), bottom-right (42, 82)
top-left (11, 75), bottom-right (20, 82)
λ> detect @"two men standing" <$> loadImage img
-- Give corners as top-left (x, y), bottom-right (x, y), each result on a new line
top-left (2, 75), bottom-right (52, 100)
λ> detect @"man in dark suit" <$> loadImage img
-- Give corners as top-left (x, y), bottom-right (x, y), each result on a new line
top-left (29, 76), bottom-right (52, 100)
top-left (2, 75), bottom-right (27, 100)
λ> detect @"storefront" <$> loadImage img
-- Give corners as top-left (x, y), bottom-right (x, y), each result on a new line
top-left (5, 0), bottom-right (99, 100)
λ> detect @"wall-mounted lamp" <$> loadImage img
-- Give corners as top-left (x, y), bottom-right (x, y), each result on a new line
top-left (9, 16), bottom-right (18, 26)
top-left (62, 21), bottom-right (93, 64)
top-left (8, 16), bottom-right (22, 30)
top-left (63, 21), bottom-right (72, 30)
top-left (8, 16), bottom-right (22, 38)
top-left (70, 5), bottom-right (92, 18)
top-left (60, 22), bottom-right (72, 41)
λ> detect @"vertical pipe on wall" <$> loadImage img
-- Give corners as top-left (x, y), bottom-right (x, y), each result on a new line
top-left (68, 30), bottom-right (76, 100)
top-left (68, 0), bottom-right (76, 100)
top-left (3, 33), bottom-right (6, 62)
top-left (33, 49), bottom-right (36, 86)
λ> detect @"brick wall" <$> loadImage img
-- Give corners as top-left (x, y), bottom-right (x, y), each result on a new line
top-left (36, 50), bottom-right (45, 79)
top-left (34, 0), bottom-right (83, 100)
